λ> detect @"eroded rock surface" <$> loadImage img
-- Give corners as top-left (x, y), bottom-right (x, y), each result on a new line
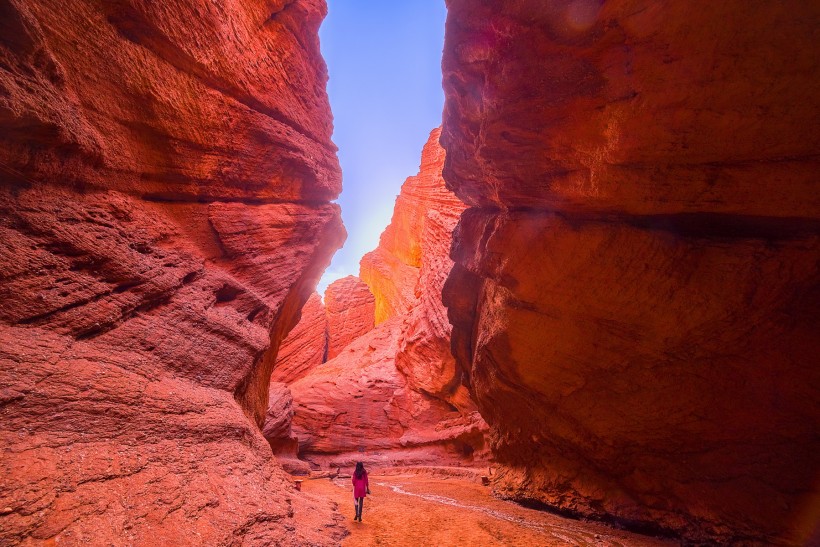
top-left (325, 275), bottom-right (375, 359)
top-left (360, 128), bottom-right (461, 324)
top-left (265, 277), bottom-right (376, 468)
top-left (0, 0), bottom-right (345, 544)
top-left (285, 129), bottom-right (488, 470)
top-left (441, 1), bottom-right (820, 544)
top-left (392, 129), bottom-right (468, 403)
top-left (290, 318), bottom-right (486, 469)
top-left (270, 292), bottom-right (328, 384)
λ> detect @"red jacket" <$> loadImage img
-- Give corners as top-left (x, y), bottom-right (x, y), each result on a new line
top-left (352, 471), bottom-right (369, 498)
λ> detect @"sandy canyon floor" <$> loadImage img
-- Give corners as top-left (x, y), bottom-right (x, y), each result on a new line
top-left (301, 473), bottom-right (675, 546)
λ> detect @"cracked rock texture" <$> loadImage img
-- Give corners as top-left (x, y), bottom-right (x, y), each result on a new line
top-left (0, 0), bottom-right (346, 545)
top-left (282, 129), bottom-right (488, 470)
top-left (441, 1), bottom-right (820, 544)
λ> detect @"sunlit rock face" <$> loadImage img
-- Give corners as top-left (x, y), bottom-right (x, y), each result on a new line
top-left (360, 127), bottom-right (461, 325)
top-left (0, 0), bottom-right (346, 545)
top-left (325, 275), bottom-right (375, 359)
top-left (288, 129), bottom-right (488, 469)
top-left (390, 132), bottom-right (476, 411)
top-left (442, 1), bottom-right (820, 544)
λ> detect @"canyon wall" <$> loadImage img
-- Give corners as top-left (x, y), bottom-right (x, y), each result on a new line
top-left (270, 293), bottom-right (328, 384)
top-left (359, 127), bottom-right (462, 325)
top-left (270, 277), bottom-right (374, 387)
top-left (441, 1), bottom-right (820, 544)
top-left (280, 129), bottom-right (488, 470)
top-left (0, 0), bottom-right (346, 545)
top-left (264, 277), bottom-right (374, 467)
top-left (324, 275), bottom-right (376, 359)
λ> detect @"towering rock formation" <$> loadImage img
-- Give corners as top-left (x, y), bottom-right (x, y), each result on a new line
top-left (270, 293), bottom-right (328, 384)
top-left (284, 129), bottom-right (488, 469)
top-left (360, 127), bottom-right (462, 324)
top-left (385, 128), bottom-right (471, 404)
top-left (289, 316), bottom-right (486, 468)
top-left (269, 277), bottom-right (374, 388)
top-left (264, 279), bottom-right (375, 466)
top-left (441, 1), bottom-right (820, 544)
top-left (0, 0), bottom-right (346, 545)
top-left (324, 275), bottom-right (376, 359)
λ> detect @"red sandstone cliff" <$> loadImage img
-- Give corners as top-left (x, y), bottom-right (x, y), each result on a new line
top-left (270, 292), bottom-right (328, 384)
top-left (441, 1), bottom-right (820, 544)
top-left (324, 275), bottom-right (376, 359)
top-left (289, 317), bottom-right (485, 469)
top-left (265, 278), bottom-right (375, 461)
top-left (359, 127), bottom-right (461, 324)
top-left (0, 1), bottom-right (345, 545)
top-left (285, 129), bottom-right (488, 469)
top-left (392, 131), bottom-right (468, 403)
top-left (270, 277), bottom-right (374, 387)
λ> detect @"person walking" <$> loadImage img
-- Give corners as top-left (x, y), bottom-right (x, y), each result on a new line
top-left (351, 462), bottom-right (370, 522)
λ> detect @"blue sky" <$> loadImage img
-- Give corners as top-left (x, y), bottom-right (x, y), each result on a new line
top-left (316, 0), bottom-right (448, 296)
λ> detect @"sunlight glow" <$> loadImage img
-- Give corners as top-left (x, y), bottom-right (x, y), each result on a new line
top-left (316, 0), bottom-right (447, 294)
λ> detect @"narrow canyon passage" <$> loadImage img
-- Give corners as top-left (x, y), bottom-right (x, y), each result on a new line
top-left (1, 0), bottom-right (818, 546)
top-left (262, 127), bottom-right (489, 476)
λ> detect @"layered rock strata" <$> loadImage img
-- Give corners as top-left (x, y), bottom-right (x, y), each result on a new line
top-left (441, 1), bottom-right (820, 544)
top-left (269, 277), bottom-right (375, 388)
top-left (289, 317), bottom-right (486, 469)
top-left (264, 279), bottom-right (375, 462)
top-left (282, 129), bottom-right (488, 469)
top-left (0, 0), bottom-right (345, 544)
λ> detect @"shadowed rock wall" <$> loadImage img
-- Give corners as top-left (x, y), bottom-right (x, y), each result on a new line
top-left (0, 0), bottom-right (346, 544)
top-left (441, 1), bottom-right (820, 544)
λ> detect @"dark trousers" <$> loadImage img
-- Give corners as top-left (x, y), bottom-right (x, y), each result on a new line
top-left (354, 497), bottom-right (364, 518)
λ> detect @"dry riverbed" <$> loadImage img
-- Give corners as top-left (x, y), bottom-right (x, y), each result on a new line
top-left (301, 473), bottom-right (675, 546)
